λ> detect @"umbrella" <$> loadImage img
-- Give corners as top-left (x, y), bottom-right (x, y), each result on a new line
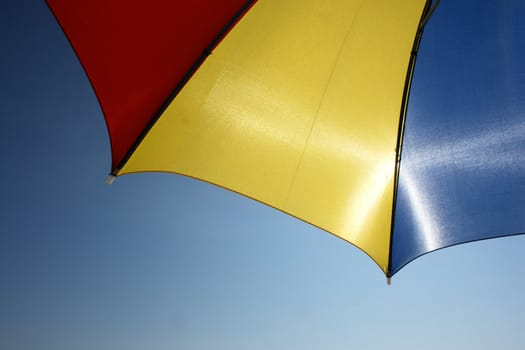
top-left (46, 0), bottom-right (525, 279)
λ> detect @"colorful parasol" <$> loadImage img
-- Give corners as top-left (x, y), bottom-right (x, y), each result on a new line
top-left (46, 0), bottom-right (525, 278)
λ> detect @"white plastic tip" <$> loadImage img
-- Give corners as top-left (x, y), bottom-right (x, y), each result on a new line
top-left (106, 174), bottom-right (116, 185)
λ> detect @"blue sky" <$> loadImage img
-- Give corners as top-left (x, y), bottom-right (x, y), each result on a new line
top-left (1, 1), bottom-right (524, 349)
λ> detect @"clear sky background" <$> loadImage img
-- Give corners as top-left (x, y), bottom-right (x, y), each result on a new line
top-left (1, 1), bottom-right (524, 349)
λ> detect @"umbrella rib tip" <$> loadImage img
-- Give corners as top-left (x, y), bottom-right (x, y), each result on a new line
top-left (106, 174), bottom-right (117, 185)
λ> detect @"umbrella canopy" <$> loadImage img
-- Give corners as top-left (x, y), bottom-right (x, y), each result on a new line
top-left (46, 0), bottom-right (525, 278)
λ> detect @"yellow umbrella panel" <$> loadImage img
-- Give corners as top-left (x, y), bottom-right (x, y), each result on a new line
top-left (122, 0), bottom-right (427, 272)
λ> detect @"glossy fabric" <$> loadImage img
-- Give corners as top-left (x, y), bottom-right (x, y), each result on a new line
top-left (48, 1), bottom-right (525, 277)
top-left (121, 0), bottom-right (426, 271)
top-left (391, 1), bottom-right (525, 274)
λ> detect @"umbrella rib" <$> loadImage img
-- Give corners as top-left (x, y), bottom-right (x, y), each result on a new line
top-left (387, 0), bottom-right (440, 278)
top-left (420, 0), bottom-right (441, 27)
top-left (113, 0), bottom-right (258, 175)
